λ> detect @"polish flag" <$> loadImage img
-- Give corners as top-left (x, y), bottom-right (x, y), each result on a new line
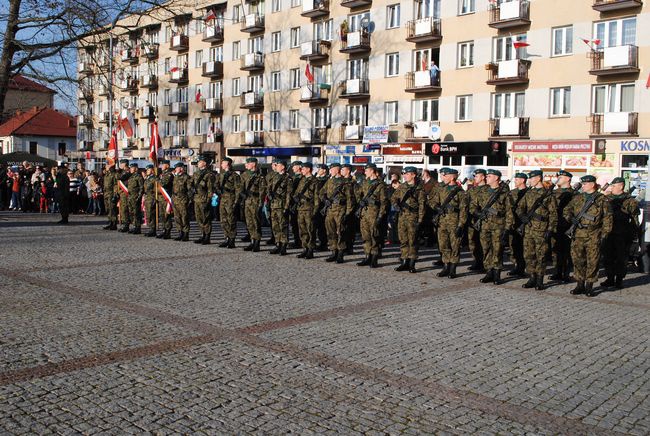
top-left (305, 64), bottom-right (314, 83)
top-left (581, 38), bottom-right (601, 49)
top-left (204, 10), bottom-right (216, 21)
top-left (170, 66), bottom-right (179, 73)
top-left (149, 122), bottom-right (161, 164)
top-left (513, 40), bottom-right (530, 49)
top-left (119, 109), bottom-right (135, 138)
top-left (107, 129), bottom-right (118, 166)
top-left (195, 88), bottom-right (202, 102)
top-left (645, 72), bottom-right (650, 89)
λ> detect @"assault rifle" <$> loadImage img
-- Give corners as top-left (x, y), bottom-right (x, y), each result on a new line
top-left (515, 184), bottom-right (556, 235)
top-left (394, 185), bottom-right (418, 214)
top-left (354, 181), bottom-right (383, 218)
top-left (564, 183), bottom-right (609, 240)
top-left (288, 178), bottom-right (313, 215)
top-left (471, 180), bottom-right (510, 232)
top-left (431, 178), bottom-right (468, 226)
top-left (320, 181), bottom-right (346, 216)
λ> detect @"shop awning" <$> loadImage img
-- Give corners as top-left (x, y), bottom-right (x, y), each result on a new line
top-left (0, 152), bottom-right (58, 168)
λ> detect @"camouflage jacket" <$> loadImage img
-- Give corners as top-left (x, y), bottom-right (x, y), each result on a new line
top-left (320, 176), bottom-right (355, 215)
top-left (469, 183), bottom-right (514, 231)
top-left (293, 175), bottom-right (320, 212)
top-left (172, 173), bottom-right (192, 201)
top-left (391, 182), bottom-right (426, 222)
top-left (608, 193), bottom-right (640, 235)
top-left (239, 170), bottom-right (267, 206)
top-left (563, 192), bottom-right (612, 238)
top-left (428, 182), bottom-right (468, 227)
top-left (356, 178), bottom-right (388, 218)
top-left (267, 172), bottom-right (293, 210)
top-left (192, 168), bottom-right (215, 203)
top-left (516, 187), bottom-right (558, 234)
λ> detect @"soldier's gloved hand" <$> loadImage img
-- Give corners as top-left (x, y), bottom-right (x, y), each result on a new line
top-left (455, 227), bottom-right (464, 238)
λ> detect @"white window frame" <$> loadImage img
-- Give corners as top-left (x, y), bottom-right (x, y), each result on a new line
top-left (416, 0), bottom-right (441, 19)
top-left (291, 0), bottom-right (301, 7)
top-left (594, 17), bottom-right (636, 49)
top-left (270, 111), bottom-right (281, 131)
top-left (289, 68), bottom-right (301, 89)
top-left (591, 83), bottom-right (635, 114)
top-left (493, 34), bottom-right (526, 62)
top-left (458, 0), bottom-right (475, 15)
top-left (550, 87), bottom-right (571, 118)
top-left (386, 4), bottom-right (400, 29)
top-left (346, 104), bottom-right (368, 126)
top-left (312, 107), bottom-right (330, 128)
top-left (492, 92), bottom-right (526, 119)
top-left (290, 27), bottom-right (301, 48)
top-left (385, 52), bottom-right (400, 77)
top-left (271, 71), bottom-right (281, 91)
top-left (195, 118), bottom-right (203, 135)
top-left (232, 78), bottom-right (241, 96)
top-left (552, 26), bottom-right (573, 57)
top-left (385, 101), bottom-right (398, 125)
top-left (412, 99), bottom-right (439, 122)
top-left (289, 110), bottom-right (299, 130)
top-left (457, 41), bottom-right (474, 68)
top-left (272, 0), bottom-right (281, 13)
top-left (456, 95), bottom-right (472, 122)
top-left (271, 31), bottom-right (281, 52)
top-left (248, 113), bottom-right (263, 132)
top-left (232, 41), bottom-right (241, 60)
top-left (195, 50), bottom-right (203, 68)
top-left (347, 58), bottom-right (368, 80)
top-left (232, 5), bottom-right (241, 23)
top-left (348, 12), bottom-right (370, 33)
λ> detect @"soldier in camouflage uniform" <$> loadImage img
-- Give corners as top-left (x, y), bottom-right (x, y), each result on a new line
top-left (265, 162), bottom-right (278, 246)
top-left (341, 164), bottom-right (358, 255)
top-left (470, 169), bottom-right (514, 285)
top-left (601, 177), bottom-right (640, 289)
top-left (267, 159), bottom-right (293, 255)
top-left (550, 170), bottom-right (576, 282)
top-left (126, 163), bottom-right (144, 235)
top-left (392, 166), bottom-right (426, 273)
top-left (156, 160), bottom-right (174, 239)
top-left (320, 163), bottom-right (355, 263)
top-left (289, 161), bottom-right (303, 249)
top-left (172, 162), bottom-right (192, 241)
top-left (428, 167), bottom-right (467, 279)
top-left (564, 175), bottom-right (612, 297)
top-left (192, 155), bottom-right (216, 245)
top-left (117, 159), bottom-right (132, 233)
top-left (468, 169), bottom-right (488, 272)
top-left (143, 165), bottom-right (158, 237)
top-left (216, 157), bottom-right (241, 248)
top-left (102, 163), bottom-right (119, 230)
top-left (238, 157), bottom-right (267, 252)
top-left (294, 162), bottom-right (319, 260)
top-left (517, 170), bottom-right (558, 290)
top-left (314, 164), bottom-right (329, 250)
top-left (355, 163), bottom-right (388, 268)
top-left (508, 173), bottom-right (528, 277)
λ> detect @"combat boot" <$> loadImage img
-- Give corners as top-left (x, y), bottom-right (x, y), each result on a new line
top-left (243, 241), bottom-right (254, 251)
top-left (195, 233), bottom-right (205, 244)
top-left (395, 259), bottom-right (409, 272)
top-left (296, 249), bottom-right (308, 258)
top-left (218, 239), bottom-right (229, 247)
top-left (252, 240), bottom-right (261, 252)
top-left (535, 275), bottom-right (545, 291)
top-left (269, 244), bottom-right (281, 254)
top-left (408, 259), bottom-right (417, 273)
top-left (110, 223), bottom-right (118, 230)
top-left (156, 231), bottom-right (165, 239)
top-left (174, 231), bottom-right (184, 241)
top-left (549, 265), bottom-right (563, 281)
top-left (305, 249), bottom-right (314, 259)
top-left (127, 227), bottom-right (135, 234)
top-left (132, 227), bottom-right (141, 235)
top-left (585, 282), bottom-right (596, 297)
top-left (335, 251), bottom-right (345, 264)
top-left (182, 232), bottom-right (189, 242)
top-left (522, 274), bottom-right (537, 289)
top-left (493, 269), bottom-right (502, 285)
top-left (103, 223), bottom-right (112, 230)
top-left (615, 275), bottom-right (624, 289)
top-left (357, 255), bottom-right (371, 266)
top-left (448, 263), bottom-right (457, 279)
top-left (570, 281), bottom-right (585, 295)
top-left (326, 250), bottom-right (338, 262)
top-left (479, 269), bottom-right (494, 283)
top-left (469, 260), bottom-right (482, 271)
top-left (433, 258), bottom-right (444, 267)
top-left (145, 229), bottom-right (156, 237)
top-left (437, 263), bottom-right (450, 277)
top-left (265, 236), bottom-right (276, 246)
top-left (279, 243), bottom-right (288, 256)
top-left (508, 264), bottom-right (525, 277)
top-left (202, 233), bottom-right (211, 245)
top-left (119, 225), bottom-right (130, 233)
top-left (600, 275), bottom-right (615, 287)
top-left (370, 255), bottom-right (379, 268)
top-left (227, 238), bottom-right (236, 249)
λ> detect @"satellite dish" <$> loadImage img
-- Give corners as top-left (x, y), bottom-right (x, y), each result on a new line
top-left (368, 22), bottom-right (376, 33)
top-left (360, 17), bottom-right (370, 29)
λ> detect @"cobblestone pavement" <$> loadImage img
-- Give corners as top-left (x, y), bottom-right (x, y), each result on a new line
top-left (1, 212), bottom-right (649, 435)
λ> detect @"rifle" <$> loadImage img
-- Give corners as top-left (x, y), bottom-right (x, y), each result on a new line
top-left (288, 177), bottom-right (313, 214)
top-left (565, 193), bottom-right (600, 240)
top-left (431, 178), bottom-right (468, 226)
top-left (354, 180), bottom-right (382, 218)
top-left (471, 180), bottom-right (510, 231)
top-left (267, 175), bottom-right (285, 203)
top-left (515, 184), bottom-right (556, 235)
top-left (217, 170), bottom-right (232, 196)
top-left (320, 181), bottom-right (346, 216)
top-left (394, 185), bottom-right (419, 215)
top-left (238, 172), bottom-right (258, 205)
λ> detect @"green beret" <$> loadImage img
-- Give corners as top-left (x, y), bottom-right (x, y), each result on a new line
top-left (402, 166), bottom-right (418, 174)
top-left (487, 169), bottom-right (502, 177)
top-left (528, 170), bottom-right (543, 178)
top-left (129, 162), bottom-right (139, 168)
top-left (161, 159), bottom-right (170, 165)
top-left (447, 168), bottom-right (459, 175)
top-left (317, 164), bottom-right (328, 170)
top-left (174, 162), bottom-right (185, 169)
top-left (473, 169), bottom-right (487, 176)
top-left (329, 163), bottom-right (341, 168)
top-left (514, 172), bottom-right (528, 179)
top-left (275, 160), bottom-right (287, 167)
top-left (221, 157), bottom-right (233, 164)
top-left (246, 157), bottom-right (258, 163)
top-left (119, 159), bottom-right (129, 165)
top-left (365, 163), bottom-right (377, 170)
top-left (342, 163), bottom-right (353, 170)
top-left (439, 167), bottom-right (452, 175)
top-left (197, 155), bottom-right (208, 162)
top-left (146, 164), bottom-right (154, 169)
top-left (301, 162), bottom-right (313, 169)
top-left (611, 177), bottom-right (625, 185)
top-left (557, 170), bottom-right (573, 178)
top-left (291, 161), bottom-right (303, 167)
top-left (580, 175), bottom-right (596, 183)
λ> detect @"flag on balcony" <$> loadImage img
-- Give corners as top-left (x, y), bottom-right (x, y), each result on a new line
top-left (149, 122), bottom-right (161, 164)
top-left (170, 66), bottom-right (179, 73)
top-left (195, 88), bottom-right (202, 102)
top-left (107, 129), bottom-right (118, 166)
top-left (580, 38), bottom-right (601, 50)
top-left (204, 10), bottom-right (216, 21)
top-left (513, 40), bottom-right (530, 49)
top-left (305, 64), bottom-right (314, 83)
top-left (119, 109), bottom-right (135, 138)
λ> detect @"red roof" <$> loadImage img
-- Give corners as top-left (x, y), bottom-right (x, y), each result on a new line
top-left (0, 107), bottom-right (76, 137)
top-left (8, 75), bottom-right (55, 94)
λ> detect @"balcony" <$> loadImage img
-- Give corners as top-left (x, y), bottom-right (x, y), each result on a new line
top-left (78, 115), bottom-right (93, 126)
top-left (589, 45), bottom-right (639, 76)
top-left (169, 34), bottom-right (189, 51)
top-left (140, 105), bottom-right (156, 119)
top-left (170, 135), bottom-right (188, 148)
top-left (241, 14), bottom-right (265, 33)
top-left (241, 131), bottom-right (264, 146)
top-left (121, 47), bottom-right (139, 64)
top-left (140, 74), bottom-right (157, 89)
top-left (299, 85), bottom-right (329, 104)
top-left (203, 129), bottom-right (224, 144)
top-left (98, 84), bottom-right (110, 96)
top-left (592, 0), bottom-right (643, 12)
top-left (168, 68), bottom-right (188, 84)
top-left (240, 53), bottom-right (264, 71)
top-left (406, 18), bottom-right (442, 44)
top-left (98, 112), bottom-right (112, 124)
top-left (489, 117), bottom-right (530, 139)
top-left (340, 79), bottom-right (369, 99)
top-left (486, 59), bottom-right (531, 86)
top-left (240, 91), bottom-right (264, 110)
top-left (118, 78), bottom-right (138, 92)
top-left (341, 0), bottom-right (371, 8)
top-left (300, 40), bottom-right (331, 61)
top-left (203, 24), bottom-right (224, 43)
top-left (79, 140), bottom-right (94, 151)
top-left (300, 128), bottom-right (328, 144)
top-left (301, 0), bottom-right (329, 18)
top-left (589, 112), bottom-right (638, 137)
top-left (78, 62), bottom-right (94, 75)
top-left (404, 121), bottom-right (439, 141)
top-left (338, 125), bottom-right (364, 143)
top-left (405, 71), bottom-right (441, 93)
top-left (202, 61), bottom-right (224, 78)
top-left (340, 31), bottom-right (371, 54)
top-left (488, 0), bottom-right (530, 29)
top-left (201, 97), bottom-right (224, 114)
top-left (97, 56), bottom-right (110, 68)
top-left (141, 44), bottom-right (159, 59)
top-left (169, 102), bottom-right (188, 116)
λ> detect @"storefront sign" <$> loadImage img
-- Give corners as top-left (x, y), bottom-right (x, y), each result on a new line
top-left (362, 125), bottom-right (389, 144)
top-left (164, 148), bottom-right (196, 158)
top-left (352, 156), bottom-right (371, 164)
top-left (383, 143), bottom-right (423, 155)
top-left (227, 147), bottom-right (321, 157)
top-left (425, 142), bottom-right (505, 156)
top-left (512, 140), bottom-right (592, 153)
top-left (362, 143), bottom-right (381, 153)
top-left (619, 139), bottom-right (650, 153)
top-left (325, 145), bottom-right (356, 155)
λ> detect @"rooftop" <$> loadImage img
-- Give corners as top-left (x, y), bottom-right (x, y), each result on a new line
top-left (0, 107), bottom-right (76, 137)
top-left (8, 75), bottom-right (56, 94)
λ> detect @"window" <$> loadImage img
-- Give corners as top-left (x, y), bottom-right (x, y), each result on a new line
top-left (290, 27), bottom-right (301, 48)
top-left (385, 101), bottom-right (398, 125)
top-left (550, 87), bottom-right (571, 117)
top-left (413, 48), bottom-right (435, 71)
top-left (232, 78), bottom-right (241, 96)
top-left (176, 87), bottom-right (189, 103)
top-left (346, 105), bottom-right (368, 126)
top-left (594, 17), bottom-right (636, 49)
top-left (164, 121), bottom-right (171, 136)
top-left (492, 92), bottom-right (525, 118)
top-left (290, 110), bottom-right (299, 129)
top-left (209, 46), bottom-right (223, 62)
top-left (552, 26), bottom-right (573, 57)
top-left (387, 4), bottom-right (400, 29)
top-left (164, 26), bottom-right (171, 42)
top-left (164, 89), bottom-right (171, 105)
top-left (248, 113), bottom-right (263, 132)
top-left (347, 58), bottom-right (368, 79)
top-left (312, 107), bottom-right (330, 128)
top-left (416, 0), bottom-right (440, 19)
top-left (195, 19), bottom-right (205, 34)
top-left (271, 32), bottom-right (281, 52)
top-left (494, 34), bottom-right (527, 62)
top-left (289, 68), bottom-right (301, 89)
top-left (456, 95), bottom-right (472, 121)
top-left (412, 99), bottom-right (438, 121)
top-left (458, 41), bottom-right (474, 68)
top-left (176, 120), bottom-right (187, 137)
top-left (232, 41), bottom-right (241, 60)
top-left (232, 115), bottom-right (241, 133)
top-left (248, 75), bottom-right (263, 92)
top-left (458, 0), bottom-right (475, 15)
top-left (592, 83), bottom-right (634, 114)
top-left (164, 57), bottom-right (171, 73)
top-left (291, 0), bottom-right (301, 7)
top-left (270, 111), bottom-right (281, 131)
top-left (195, 118), bottom-right (203, 135)
top-left (29, 141), bottom-right (37, 154)
top-left (271, 71), bottom-right (281, 91)
top-left (248, 36), bottom-right (263, 54)
top-left (272, 0), bottom-right (281, 12)
top-left (348, 12), bottom-right (370, 32)
top-left (314, 20), bottom-right (333, 41)
top-left (195, 50), bottom-right (203, 68)
top-left (233, 5), bottom-right (241, 23)
top-left (385, 53), bottom-right (399, 77)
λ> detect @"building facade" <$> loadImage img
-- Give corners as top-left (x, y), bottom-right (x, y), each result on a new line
top-left (4, 75), bottom-right (55, 118)
top-left (75, 0), bottom-right (649, 186)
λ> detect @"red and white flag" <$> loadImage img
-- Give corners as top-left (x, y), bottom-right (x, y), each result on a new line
top-left (107, 129), bottom-right (118, 166)
top-left (305, 64), bottom-right (314, 83)
top-left (149, 121), bottom-right (161, 164)
top-left (513, 40), bottom-right (530, 49)
top-left (204, 10), bottom-right (216, 21)
top-left (195, 88), bottom-right (202, 102)
top-left (119, 109), bottom-right (135, 138)
top-left (646, 72), bottom-right (650, 89)
top-left (118, 180), bottom-right (129, 195)
top-left (158, 185), bottom-right (173, 213)
top-left (581, 38), bottom-right (601, 50)
top-left (170, 66), bottom-right (179, 73)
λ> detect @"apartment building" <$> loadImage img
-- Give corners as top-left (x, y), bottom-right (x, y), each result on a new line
top-left (75, 0), bottom-right (648, 186)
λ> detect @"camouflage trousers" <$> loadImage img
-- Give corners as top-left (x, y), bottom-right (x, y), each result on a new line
top-left (194, 200), bottom-right (212, 234)
top-left (145, 196), bottom-right (158, 229)
top-left (105, 196), bottom-right (118, 225)
top-left (119, 193), bottom-right (130, 225)
top-left (479, 228), bottom-right (505, 270)
top-left (570, 235), bottom-right (601, 283)
top-left (244, 199), bottom-right (262, 240)
top-left (524, 231), bottom-right (549, 275)
top-left (437, 221), bottom-right (462, 263)
top-left (509, 231), bottom-right (525, 269)
top-left (271, 208), bottom-right (289, 244)
top-left (397, 211), bottom-right (419, 260)
top-left (128, 196), bottom-right (142, 228)
top-left (468, 226), bottom-right (483, 264)
top-left (360, 208), bottom-right (381, 256)
top-left (219, 198), bottom-right (237, 239)
top-left (173, 199), bottom-right (190, 233)
top-left (325, 207), bottom-right (346, 251)
top-left (298, 209), bottom-right (315, 249)
top-left (157, 199), bottom-right (173, 232)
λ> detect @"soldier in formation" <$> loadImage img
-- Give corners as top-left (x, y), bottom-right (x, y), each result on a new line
top-left (192, 155), bottom-right (216, 245)
top-left (117, 159), bottom-right (131, 233)
top-left (102, 162), bottom-right (119, 230)
top-left (143, 164), bottom-right (158, 237)
top-left (320, 163), bottom-right (355, 264)
top-left (156, 160), bottom-right (174, 239)
top-left (172, 162), bottom-right (192, 241)
top-left (355, 163), bottom-right (388, 268)
top-left (239, 157), bottom-right (267, 252)
top-left (267, 159), bottom-right (292, 255)
top-left (215, 157), bottom-right (240, 248)
top-left (550, 170), bottom-right (576, 282)
top-left (392, 166), bottom-right (425, 273)
top-left (508, 173), bottom-right (528, 277)
top-left (126, 163), bottom-right (144, 235)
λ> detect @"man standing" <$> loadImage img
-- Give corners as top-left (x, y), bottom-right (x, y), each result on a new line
top-left (470, 169), bottom-right (513, 285)
top-left (238, 157), bottom-right (267, 252)
top-left (564, 175), bottom-right (612, 297)
top-left (267, 160), bottom-right (292, 255)
top-left (55, 164), bottom-right (70, 224)
top-left (340, 163), bottom-right (358, 255)
top-left (356, 163), bottom-right (388, 268)
top-left (117, 159), bottom-right (131, 233)
top-left (517, 170), bottom-right (557, 290)
top-left (265, 161), bottom-right (278, 246)
top-left (508, 173), bottom-right (528, 277)
top-left (602, 177), bottom-right (639, 289)
top-left (314, 163), bottom-right (329, 251)
top-left (429, 168), bottom-right (467, 279)
top-left (126, 163), bottom-right (144, 234)
top-left (216, 157), bottom-right (241, 248)
top-left (295, 162), bottom-right (319, 260)
top-left (320, 163), bottom-right (355, 263)
top-left (156, 160), bottom-right (174, 239)
top-left (192, 155), bottom-right (216, 245)
top-left (392, 167), bottom-right (426, 273)
top-left (289, 161), bottom-right (303, 248)
top-left (468, 169), bottom-right (488, 272)
top-left (103, 163), bottom-right (119, 230)
top-left (172, 162), bottom-right (192, 241)
top-left (143, 165), bottom-right (158, 237)
top-left (550, 170), bottom-right (576, 282)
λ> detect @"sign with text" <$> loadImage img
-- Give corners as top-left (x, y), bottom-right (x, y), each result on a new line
top-left (382, 143), bottom-right (423, 155)
top-left (362, 125), bottom-right (389, 144)
top-left (325, 145), bottom-right (356, 155)
top-left (619, 139), bottom-right (650, 153)
top-left (512, 141), bottom-right (593, 153)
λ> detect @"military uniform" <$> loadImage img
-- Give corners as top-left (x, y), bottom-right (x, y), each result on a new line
top-left (126, 166), bottom-right (144, 234)
top-left (102, 167), bottom-right (119, 230)
top-left (508, 180), bottom-right (528, 276)
top-left (356, 172), bottom-right (388, 267)
top-left (192, 161), bottom-right (216, 244)
top-left (392, 168), bottom-right (426, 272)
top-left (294, 166), bottom-right (319, 259)
top-left (289, 162), bottom-right (303, 248)
top-left (157, 164), bottom-right (174, 239)
top-left (320, 168), bottom-right (355, 263)
top-left (238, 163), bottom-right (267, 251)
top-left (314, 167), bottom-right (329, 250)
top-left (551, 170), bottom-right (577, 282)
top-left (265, 168), bottom-right (278, 245)
top-left (143, 168), bottom-right (158, 236)
top-left (172, 164), bottom-right (192, 241)
top-left (267, 168), bottom-right (293, 254)
top-left (342, 168), bottom-right (358, 254)
top-left (215, 161), bottom-right (241, 248)
top-left (117, 164), bottom-right (131, 231)
top-left (467, 176), bottom-right (488, 271)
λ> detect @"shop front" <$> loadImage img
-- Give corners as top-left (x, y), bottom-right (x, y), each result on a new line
top-left (610, 138), bottom-right (649, 192)
top-left (425, 141), bottom-right (507, 180)
top-left (323, 144), bottom-right (382, 170)
top-left (381, 143), bottom-right (425, 180)
top-left (226, 146), bottom-right (321, 168)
